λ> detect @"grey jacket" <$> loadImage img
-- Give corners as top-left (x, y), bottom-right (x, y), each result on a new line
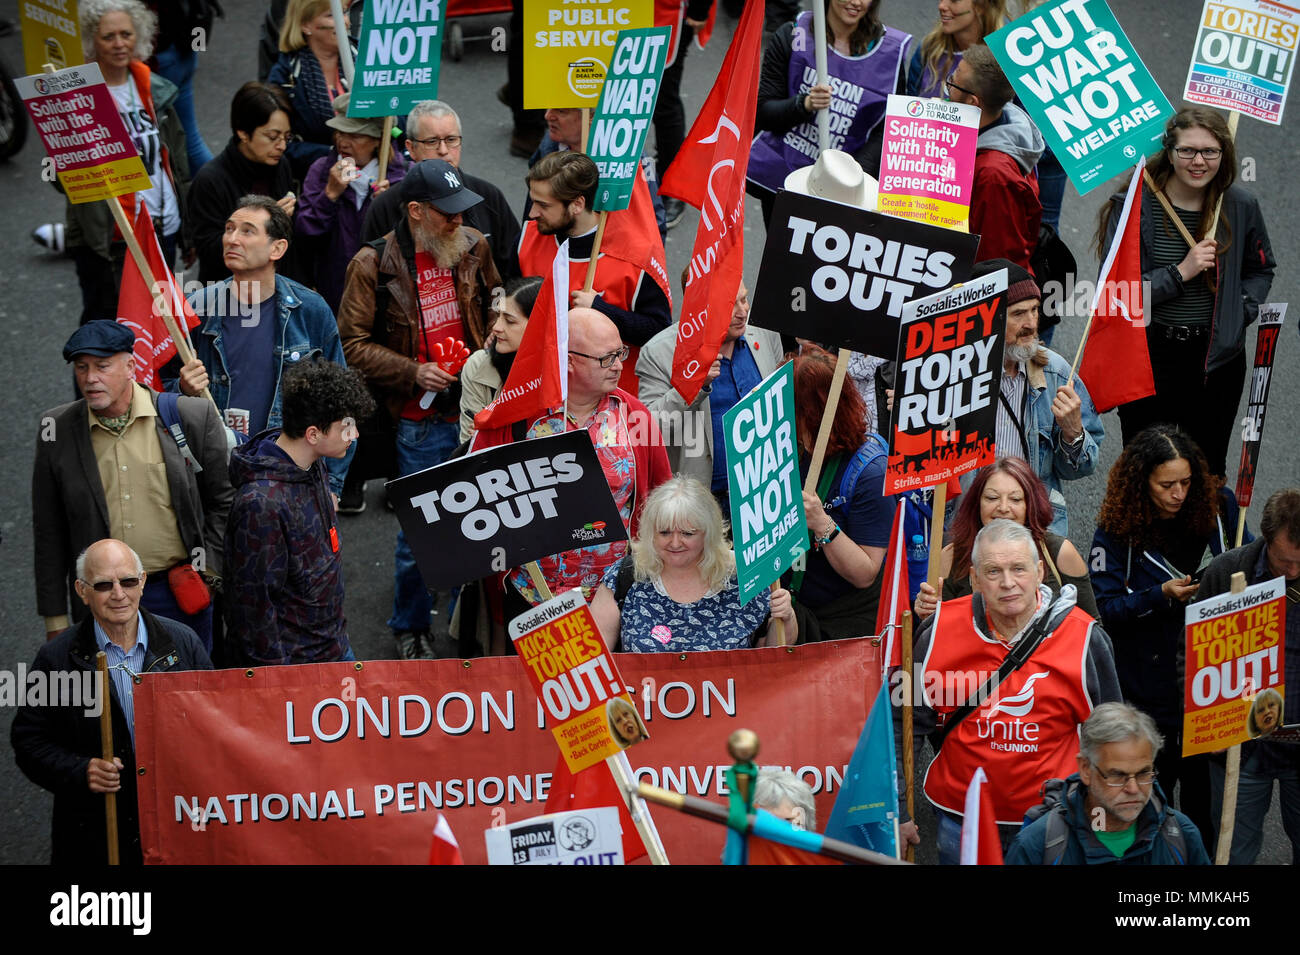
top-left (636, 324), bottom-right (786, 486)
top-left (33, 385), bottom-right (233, 620)
top-left (1102, 183), bottom-right (1275, 373)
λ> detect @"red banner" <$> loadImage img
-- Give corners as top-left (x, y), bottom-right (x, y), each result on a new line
top-left (135, 640), bottom-right (880, 864)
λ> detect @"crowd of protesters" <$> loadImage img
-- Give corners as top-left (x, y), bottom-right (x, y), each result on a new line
top-left (14, 0), bottom-right (1297, 867)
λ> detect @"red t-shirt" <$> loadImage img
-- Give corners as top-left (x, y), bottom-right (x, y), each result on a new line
top-left (402, 251), bottom-right (467, 421)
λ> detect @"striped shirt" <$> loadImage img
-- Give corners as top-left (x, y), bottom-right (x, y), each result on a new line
top-left (1151, 204), bottom-right (1214, 327)
top-left (93, 615), bottom-right (149, 744)
top-left (997, 365), bottom-right (1029, 461)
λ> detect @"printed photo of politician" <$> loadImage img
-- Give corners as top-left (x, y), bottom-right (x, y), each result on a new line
top-left (607, 696), bottom-right (648, 749)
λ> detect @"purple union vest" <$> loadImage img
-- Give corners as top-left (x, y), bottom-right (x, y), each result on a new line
top-left (748, 14), bottom-right (910, 193)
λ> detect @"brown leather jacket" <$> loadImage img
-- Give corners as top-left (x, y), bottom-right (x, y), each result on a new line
top-left (338, 219), bottom-right (502, 419)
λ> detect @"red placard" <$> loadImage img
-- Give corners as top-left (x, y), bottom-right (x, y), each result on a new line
top-left (135, 640), bottom-right (880, 864)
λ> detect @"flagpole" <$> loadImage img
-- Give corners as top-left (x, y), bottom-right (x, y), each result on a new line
top-left (811, 0), bottom-right (830, 152)
top-left (901, 610), bottom-right (914, 864)
top-left (97, 652), bottom-right (119, 865)
top-left (581, 211), bottom-right (609, 294)
top-left (1216, 571), bottom-right (1248, 865)
top-left (329, 0), bottom-right (355, 87)
top-left (377, 116), bottom-right (395, 183)
top-left (521, 560), bottom-right (670, 865)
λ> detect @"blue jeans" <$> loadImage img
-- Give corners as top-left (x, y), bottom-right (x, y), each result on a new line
top-left (389, 417), bottom-right (459, 633)
top-left (141, 573), bottom-right (213, 655)
top-left (153, 44), bottom-right (213, 170)
top-left (1210, 750), bottom-right (1300, 864)
top-left (1036, 151), bottom-right (1067, 234)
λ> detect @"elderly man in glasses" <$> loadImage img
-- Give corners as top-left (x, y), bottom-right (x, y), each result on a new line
top-left (472, 308), bottom-right (672, 610)
top-left (12, 538), bottom-right (213, 865)
top-left (1006, 702), bottom-right (1210, 865)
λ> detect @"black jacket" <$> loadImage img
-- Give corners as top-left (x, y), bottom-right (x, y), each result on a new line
top-left (10, 610), bottom-right (212, 865)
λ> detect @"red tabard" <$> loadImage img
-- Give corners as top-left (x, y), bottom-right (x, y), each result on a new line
top-left (518, 225), bottom-right (647, 393)
top-left (920, 596), bottom-right (1099, 825)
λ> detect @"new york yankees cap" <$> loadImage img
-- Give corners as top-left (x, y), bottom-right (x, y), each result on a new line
top-left (401, 159), bottom-right (484, 215)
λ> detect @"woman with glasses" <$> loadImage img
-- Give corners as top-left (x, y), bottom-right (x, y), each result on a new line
top-left (65, 0), bottom-right (191, 325)
top-left (188, 82), bottom-right (302, 283)
top-left (267, 0), bottom-right (358, 180)
top-left (1089, 424), bottom-right (1251, 844)
top-left (1095, 107), bottom-right (1275, 478)
top-left (747, 0), bottom-right (911, 224)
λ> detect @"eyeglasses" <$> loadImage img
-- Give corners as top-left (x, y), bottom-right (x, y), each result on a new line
top-left (1092, 765), bottom-right (1158, 788)
top-left (83, 577), bottom-right (143, 593)
top-left (258, 130), bottom-right (298, 145)
top-left (412, 135), bottom-right (463, 149)
top-left (943, 78), bottom-right (977, 101)
top-left (1172, 146), bottom-right (1221, 160)
top-left (569, 346), bottom-right (630, 368)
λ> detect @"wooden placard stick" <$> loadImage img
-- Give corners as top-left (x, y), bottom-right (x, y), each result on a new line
top-left (1215, 570), bottom-right (1248, 865)
top-left (802, 347), bottom-right (851, 495)
top-left (901, 610), bottom-right (914, 863)
top-left (925, 480), bottom-right (948, 589)
top-left (1234, 508), bottom-right (1248, 550)
top-left (520, 559), bottom-right (671, 864)
top-left (581, 108), bottom-right (592, 154)
top-left (377, 116), bottom-right (395, 183)
top-left (97, 651), bottom-right (119, 865)
top-left (580, 211), bottom-right (609, 293)
top-left (770, 581), bottom-right (786, 647)
top-left (1142, 170), bottom-right (1197, 247)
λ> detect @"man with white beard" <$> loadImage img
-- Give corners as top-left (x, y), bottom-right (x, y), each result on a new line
top-left (338, 159), bottom-right (502, 659)
top-left (972, 259), bottom-right (1104, 537)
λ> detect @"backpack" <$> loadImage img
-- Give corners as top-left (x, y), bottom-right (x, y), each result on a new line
top-left (1022, 777), bottom-right (1190, 865)
top-left (1029, 222), bottom-right (1077, 333)
top-left (156, 391), bottom-right (205, 470)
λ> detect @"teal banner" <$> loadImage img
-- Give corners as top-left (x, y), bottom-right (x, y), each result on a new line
top-left (723, 362), bottom-right (807, 604)
top-left (589, 26), bottom-right (671, 211)
top-left (986, 0), bottom-right (1172, 195)
top-left (349, 0), bottom-right (445, 117)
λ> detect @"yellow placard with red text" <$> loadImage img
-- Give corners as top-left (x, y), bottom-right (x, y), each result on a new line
top-left (1183, 577), bottom-right (1287, 756)
top-left (509, 588), bottom-right (646, 772)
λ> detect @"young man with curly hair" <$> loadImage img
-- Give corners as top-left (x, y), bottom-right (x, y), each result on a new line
top-left (224, 359), bottom-right (375, 666)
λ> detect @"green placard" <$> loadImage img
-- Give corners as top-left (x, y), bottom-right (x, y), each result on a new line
top-left (589, 26), bottom-right (671, 211)
top-left (723, 362), bottom-right (807, 605)
top-left (349, 0), bottom-right (445, 117)
top-left (985, 0), bottom-right (1172, 196)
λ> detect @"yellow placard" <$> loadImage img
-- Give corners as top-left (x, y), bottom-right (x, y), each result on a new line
top-left (523, 0), bottom-right (653, 109)
top-left (20, 0), bottom-right (83, 75)
top-left (58, 157), bottom-right (152, 204)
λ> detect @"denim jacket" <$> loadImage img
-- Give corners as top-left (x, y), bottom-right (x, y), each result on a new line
top-left (1020, 347), bottom-right (1105, 536)
top-left (172, 274), bottom-right (353, 493)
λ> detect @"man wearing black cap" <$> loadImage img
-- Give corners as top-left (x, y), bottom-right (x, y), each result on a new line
top-left (32, 321), bottom-right (233, 650)
top-left (338, 159), bottom-right (502, 659)
top-left (972, 259), bottom-right (1104, 536)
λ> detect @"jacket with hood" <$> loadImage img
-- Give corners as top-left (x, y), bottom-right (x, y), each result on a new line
top-left (1005, 775), bottom-right (1210, 865)
top-left (224, 430), bottom-right (351, 666)
top-left (971, 103), bottom-right (1044, 269)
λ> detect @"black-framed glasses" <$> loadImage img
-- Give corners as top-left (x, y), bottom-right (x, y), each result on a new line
top-left (569, 346), bottom-right (630, 368)
top-left (943, 78), bottom-right (977, 101)
top-left (1092, 764), bottom-right (1158, 788)
top-left (412, 135), bottom-right (462, 148)
top-left (1172, 146), bottom-right (1221, 161)
top-left (84, 577), bottom-right (143, 593)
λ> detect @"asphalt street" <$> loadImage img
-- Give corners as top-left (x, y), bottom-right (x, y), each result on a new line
top-left (0, 0), bottom-right (1295, 865)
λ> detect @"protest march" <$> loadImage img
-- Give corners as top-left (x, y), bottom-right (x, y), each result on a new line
top-left (8, 0), bottom-right (1300, 909)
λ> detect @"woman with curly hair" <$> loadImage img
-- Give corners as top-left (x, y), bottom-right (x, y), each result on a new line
top-left (912, 457), bottom-right (1096, 620)
top-left (785, 346), bottom-right (896, 641)
top-left (1090, 424), bottom-right (1250, 842)
top-left (1095, 107), bottom-right (1275, 477)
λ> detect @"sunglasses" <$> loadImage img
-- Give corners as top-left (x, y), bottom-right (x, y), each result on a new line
top-left (84, 577), bottom-right (143, 593)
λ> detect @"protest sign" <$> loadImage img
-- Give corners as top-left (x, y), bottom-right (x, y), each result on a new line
top-left (589, 26), bottom-right (670, 211)
top-left (1183, 577), bottom-right (1287, 756)
top-left (16, 63), bottom-right (152, 203)
top-left (523, 0), bottom-right (653, 109)
top-left (986, 0), bottom-right (1173, 196)
top-left (509, 589), bottom-right (644, 773)
top-left (750, 190), bottom-right (980, 359)
top-left (19, 0), bottom-right (82, 75)
top-left (485, 807), bottom-right (624, 865)
top-left (348, 0), bottom-right (446, 116)
top-left (388, 431), bottom-right (627, 591)
top-left (1236, 303), bottom-right (1286, 509)
top-left (134, 639), bottom-right (881, 864)
top-left (885, 270), bottom-right (1006, 495)
top-left (877, 95), bottom-right (980, 231)
top-left (1183, 0), bottom-right (1299, 125)
top-left (722, 362), bottom-right (807, 603)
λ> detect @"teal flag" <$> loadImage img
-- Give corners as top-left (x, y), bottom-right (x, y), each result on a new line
top-left (824, 684), bottom-right (899, 857)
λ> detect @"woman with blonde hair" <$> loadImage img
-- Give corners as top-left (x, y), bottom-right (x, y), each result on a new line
top-left (590, 477), bottom-right (796, 652)
top-left (906, 0), bottom-right (1006, 99)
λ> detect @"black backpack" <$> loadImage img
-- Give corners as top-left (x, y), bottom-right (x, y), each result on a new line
top-left (1022, 777), bottom-right (1189, 864)
top-left (1029, 222), bottom-right (1077, 333)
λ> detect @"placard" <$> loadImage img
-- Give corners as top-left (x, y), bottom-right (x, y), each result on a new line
top-left (523, 0), bottom-right (654, 109)
top-left (387, 431), bottom-right (628, 591)
top-left (1183, 0), bottom-right (1299, 125)
top-left (1183, 577), bottom-right (1287, 756)
top-left (485, 807), bottom-right (624, 864)
top-left (1236, 303), bottom-right (1285, 508)
top-left (349, 0), bottom-right (446, 116)
top-left (885, 270), bottom-right (1006, 494)
top-left (20, 0), bottom-right (82, 75)
top-left (986, 0), bottom-right (1174, 195)
top-left (589, 26), bottom-right (670, 211)
top-left (750, 190), bottom-right (980, 359)
top-left (877, 95), bottom-right (980, 230)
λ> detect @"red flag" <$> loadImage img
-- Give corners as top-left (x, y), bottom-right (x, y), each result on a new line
top-left (116, 200), bottom-right (200, 390)
top-left (747, 837), bottom-right (843, 865)
top-left (1076, 160), bottom-right (1154, 413)
top-left (659, 0), bottom-right (764, 404)
top-left (544, 752), bottom-right (648, 863)
top-left (960, 767), bottom-right (1004, 865)
top-left (427, 812), bottom-right (465, 865)
top-left (875, 498), bottom-right (910, 670)
top-left (473, 239), bottom-right (570, 432)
